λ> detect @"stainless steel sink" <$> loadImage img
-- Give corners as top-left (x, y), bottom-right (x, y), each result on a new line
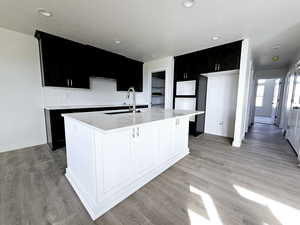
top-left (105, 110), bottom-right (142, 115)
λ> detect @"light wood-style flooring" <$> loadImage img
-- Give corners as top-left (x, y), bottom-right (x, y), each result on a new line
top-left (1, 123), bottom-right (300, 225)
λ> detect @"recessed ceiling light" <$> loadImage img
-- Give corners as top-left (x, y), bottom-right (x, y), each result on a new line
top-left (212, 36), bottom-right (220, 41)
top-left (272, 44), bottom-right (280, 50)
top-left (272, 56), bottom-right (280, 62)
top-left (183, 0), bottom-right (195, 8)
top-left (114, 40), bottom-right (121, 44)
top-left (38, 9), bottom-right (52, 17)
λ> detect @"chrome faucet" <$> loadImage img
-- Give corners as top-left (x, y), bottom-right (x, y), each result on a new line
top-left (127, 87), bottom-right (136, 113)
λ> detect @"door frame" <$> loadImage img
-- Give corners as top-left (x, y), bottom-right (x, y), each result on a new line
top-left (148, 68), bottom-right (168, 109)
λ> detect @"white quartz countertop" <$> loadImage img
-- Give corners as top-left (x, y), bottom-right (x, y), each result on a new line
top-left (62, 108), bottom-right (204, 133)
top-left (44, 104), bottom-right (148, 110)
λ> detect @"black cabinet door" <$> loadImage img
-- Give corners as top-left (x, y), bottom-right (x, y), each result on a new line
top-left (174, 55), bottom-right (196, 81)
top-left (36, 32), bottom-right (69, 87)
top-left (189, 51), bottom-right (209, 75)
top-left (86, 45), bottom-right (123, 79)
top-left (174, 56), bottom-right (185, 81)
top-left (116, 58), bottom-right (143, 92)
top-left (64, 40), bottom-right (90, 89)
top-left (218, 41), bottom-right (242, 71)
top-left (35, 31), bottom-right (89, 89)
top-left (206, 41), bottom-right (242, 73)
top-left (206, 48), bottom-right (222, 73)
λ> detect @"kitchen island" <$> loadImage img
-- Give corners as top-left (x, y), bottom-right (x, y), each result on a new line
top-left (62, 108), bottom-right (204, 220)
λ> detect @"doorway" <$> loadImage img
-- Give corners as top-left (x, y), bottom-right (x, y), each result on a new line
top-left (151, 71), bottom-right (166, 108)
top-left (254, 78), bottom-right (282, 125)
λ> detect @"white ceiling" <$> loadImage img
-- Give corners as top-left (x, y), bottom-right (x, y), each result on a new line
top-left (1, 0), bottom-right (300, 69)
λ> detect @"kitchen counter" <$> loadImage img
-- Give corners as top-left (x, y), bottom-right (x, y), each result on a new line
top-left (62, 108), bottom-right (204, 133)
top-left (63, 108), bottom-right (203, 220)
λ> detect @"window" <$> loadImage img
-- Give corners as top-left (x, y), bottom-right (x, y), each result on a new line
top-left (255, 79), bottom-right (265, 107)
top-left (293, 75), bottom-right (300, 107)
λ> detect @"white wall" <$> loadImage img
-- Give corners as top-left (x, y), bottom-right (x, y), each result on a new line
top-left (255, 79), bottom-right (276, 117)
top-left (233, 39), bottom-right (253, 147)
top-left (0, 27), bottom-right (46, 152)
top-left (204, 71), bottom-right (239, 138)
top-left (280, 51), bottom-right (300, 131)
top-left (43, 77), bottom-right (148, 107)
top-left (246, 66), bottom-right (256, 129)
top-left (143, 57), bottom-right (174, 109)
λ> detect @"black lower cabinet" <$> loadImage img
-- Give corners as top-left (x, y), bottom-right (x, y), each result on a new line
top-left (45, 105), bottom-right (148, 150)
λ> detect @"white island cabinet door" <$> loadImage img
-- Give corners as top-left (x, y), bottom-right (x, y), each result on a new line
top-left (133, 124), bottom-right (158, 176)
top-left (99, 129), bottom-right (134, 194)
top-left (157, 119), bottom-right (175, 164)
top-left (174, 117), bottom-right (189, 155)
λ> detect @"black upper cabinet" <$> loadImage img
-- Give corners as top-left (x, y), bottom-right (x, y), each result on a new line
top-left (174, 56), bottom-right (185, 81)
top-left (174, 55), bottom-right (197, 81)
top-left (174, 40), bottom-right (242, 82)
top-left (35, 32), bottom-right (68, 87)
top-left (35, 31), bottom-right (89, 89)
top-left (35, 30), bottom-right (143, 91)
top-left (64, 40), bottom-right (90, 88)
top-left (206, 41), bottom-right (242, 73)
top-left (116, 58), bottom-right (143, 92)
top-left (218, 41), bottom-right (242, 71)
top-left (86, 45), bottom-right (124, 79)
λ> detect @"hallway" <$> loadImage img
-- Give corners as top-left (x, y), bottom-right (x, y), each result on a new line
top-left (246, 123), bottom-right (288, 145)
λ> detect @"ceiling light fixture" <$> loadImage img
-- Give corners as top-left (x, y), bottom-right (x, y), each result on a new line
top-left (212, 36), bottom-right (220, 41)
top-left (272, 56), bottom-right (280, 62)
top-left (38, 9), bottom-right (52, 17)
top-left (183, 0), bottom-right (195, 8)
top-left (114, 40), bottom-right (121, 44)
top-left (272, 44), bottom-right (280, 50)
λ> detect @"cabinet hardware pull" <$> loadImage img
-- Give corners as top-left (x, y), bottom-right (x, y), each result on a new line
top-left (215, 64), bottom-right (217, 71)
top-left (70, 79), bottom-right (73, 87)
top-left (132, 128), bottom-right (135, 138)
top-left (218, 64), bottom-right (220, 71)
top-left (137, 128), bottom-right (140, 137)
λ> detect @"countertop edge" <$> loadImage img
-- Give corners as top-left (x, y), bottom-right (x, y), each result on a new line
top-left (62, 111), bottom-right (204, 134)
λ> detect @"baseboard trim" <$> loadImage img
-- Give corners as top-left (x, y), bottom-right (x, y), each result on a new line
top-left (0, 143), bottom-right (47, 154)
top-left (286, 139), bottom-right (299, 157)
top-left (232, 140), bottom-right (242, 148)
